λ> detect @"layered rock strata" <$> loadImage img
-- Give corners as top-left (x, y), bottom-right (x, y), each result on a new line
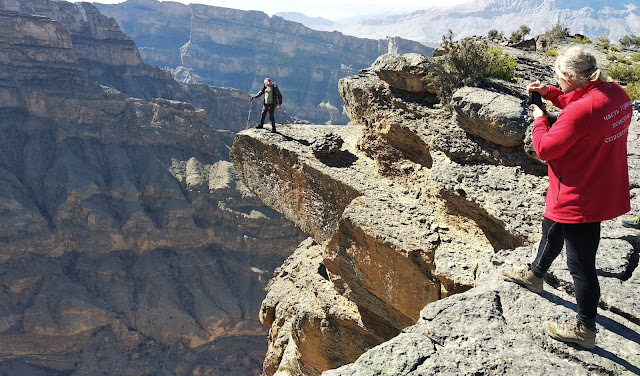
top-left (95, 0), bottom-right (434, 125)
top-left (0, 0), bottom-right (294, 132)
top-left (0, 5), bottom-right (305, 375)
top-left (230, 50), bottom-right (640, 375)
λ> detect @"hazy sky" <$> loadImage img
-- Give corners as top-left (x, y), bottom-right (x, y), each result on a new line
top-left (91, 0), bottom-right (475, 20)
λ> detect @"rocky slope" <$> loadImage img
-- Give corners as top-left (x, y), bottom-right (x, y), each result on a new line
top-left (94, 0), bottom-right (434, 125)
top-left (229, 47), bottom-right (640, 374)
top-left (0, 4), bottom-right (306, 375)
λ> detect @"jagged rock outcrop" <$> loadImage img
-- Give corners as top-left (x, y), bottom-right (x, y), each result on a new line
top-left (230, 50), bottom-right (640, 375)
top-left (95, 0), bottom-right (434, 125)
top-left (0, 5), bottom-right (306, 375)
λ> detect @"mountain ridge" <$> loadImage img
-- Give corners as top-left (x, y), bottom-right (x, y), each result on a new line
top-left (296, 0), bottom-right (639, 44)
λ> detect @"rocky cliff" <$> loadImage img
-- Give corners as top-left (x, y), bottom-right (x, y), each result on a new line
top-left (0, 0), bottom-right (295, 133)
top-left (229, 47), bottom-right (640, 374)
top-left (0, 4), bottom-right (306, 375)
top-left (94, 0), bottom-right (434, 125)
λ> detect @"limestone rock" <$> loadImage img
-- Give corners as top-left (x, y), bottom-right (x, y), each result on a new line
top-left (230, 39), bottom-right (640, 375)
top-left (371, 53), bottom-right (453, 94)
top-left (452, 86), bottom-right (531, 147)
top-left (311, 133), bottom-right (344, 158)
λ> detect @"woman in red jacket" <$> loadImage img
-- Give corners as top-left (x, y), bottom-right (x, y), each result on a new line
top-left (503, 46), bottom-right (632, 349)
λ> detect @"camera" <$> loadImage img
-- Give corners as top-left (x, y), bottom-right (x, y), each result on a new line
top-left (527, 92), bottom-right (544, 108)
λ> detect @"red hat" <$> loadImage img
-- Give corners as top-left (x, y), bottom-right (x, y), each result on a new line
top-left (264, 78), bottom-right (271, 87)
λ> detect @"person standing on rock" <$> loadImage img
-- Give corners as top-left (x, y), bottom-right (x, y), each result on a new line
top-left (251, 78), bottom-right (282, 133)
top-left (502, 46), bottom-right (632, 350)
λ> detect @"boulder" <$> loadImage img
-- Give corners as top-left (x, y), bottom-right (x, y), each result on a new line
top-left (371, 53), bottom-right (453, 94)
top-left (452, 86), bottom-right (530, 147)
top-left (311, 133), bottom-right (344, 158)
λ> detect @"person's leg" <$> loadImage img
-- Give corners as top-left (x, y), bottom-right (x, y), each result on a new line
top-left (259, 105), bottom-right (268, 127)
top-left (502, 217), bottom-right (564, 293)
top-left (563, 222), bottom-right (600, 331)
top-left (530, 217), bottom-right (565, 278)
top-left (268, 105), bottom-right (276, 131)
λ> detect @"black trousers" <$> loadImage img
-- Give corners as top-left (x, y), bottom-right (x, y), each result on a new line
top-left (530, 217), bottom-right (601, 331)
top-left (260, 104), bottom-right (275, 128)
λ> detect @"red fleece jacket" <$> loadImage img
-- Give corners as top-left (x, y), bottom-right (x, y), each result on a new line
top-left (532, 81), bottom-right (632, 223)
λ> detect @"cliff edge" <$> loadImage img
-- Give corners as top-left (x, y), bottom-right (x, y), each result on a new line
top-left (230, 50), bottom-right (640, 375)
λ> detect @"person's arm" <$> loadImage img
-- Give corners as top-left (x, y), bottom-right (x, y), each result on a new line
top-left (275, 86), bottom-right (283, 108)
top-left (542, 85), bottom-right (565, 109)
top-left (251, 87), bottom-right (265, 100)
top-left (532, 102), bottom-right (589, 161)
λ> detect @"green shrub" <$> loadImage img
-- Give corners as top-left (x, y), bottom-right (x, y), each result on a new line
top-left (596, 35), bottom-right (610, 47)
top-left (546, 49), bottom-right (558, 57)
top-left (624, 81), bottom-right (640, 101)
top-left (609, 45), bottom-right (621, 52)
top-left (606, 54), bottom-right (618, 61)
top-left (442, 40), bottom-right (517, 84)
top-left (486, 47), bottom-right (517, 81)
top-left (620, 34), bottom-right (640, 48)
top-left (488, 29), bottom-right (503, 39)
top-left (631, 53), bottom-right (640, 62)
top-left (543, 24), bottom-right (570, 43)
top-left (607, 62), bottom-right (640, 84)
top-left (509, 25), bottom-right (531, 43)
top-left (427, 40), bottom-right (517, 104)
top-left (572, 36), bottom-right (591, 44)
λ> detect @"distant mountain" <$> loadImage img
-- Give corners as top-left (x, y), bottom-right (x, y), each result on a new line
top-left (314, 0), bottom-right (640, 44)
top-left (274, 12), bottom-right (336, 29)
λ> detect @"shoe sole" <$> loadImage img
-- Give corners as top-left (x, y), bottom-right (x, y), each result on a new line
top-left (545, 322), bottom-right (595, 350)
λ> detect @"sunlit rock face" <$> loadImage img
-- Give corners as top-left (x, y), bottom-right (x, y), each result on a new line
top-left (230, 51), bottom-right (640, 375)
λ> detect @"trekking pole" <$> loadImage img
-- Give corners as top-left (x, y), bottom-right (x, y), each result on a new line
top-left (245, 99), bottom-right (252, 130)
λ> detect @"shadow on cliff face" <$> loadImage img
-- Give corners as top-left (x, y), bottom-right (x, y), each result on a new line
top-left (439, 189), bottom-right (524, 251)
top-left (315, 151), bottom-right (358, 168)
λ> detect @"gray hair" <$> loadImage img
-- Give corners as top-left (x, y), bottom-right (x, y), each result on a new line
top-left (554, 46), bottom-right (608, 84)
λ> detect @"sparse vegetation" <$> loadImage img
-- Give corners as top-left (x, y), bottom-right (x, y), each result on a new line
top-left (542, 23), bottom-right (570, 44)
top-left (546, 49), bottom-right (558, 57)
top-left (620, 34), bottom-right (640, 48)
top-left (596, 35), bottom-right (610, 49)
top-left (441, 39), bottom-right (516, 85)
top-left (486, 47), bottom-right (517, 81)
top-left (607, 61), bottom-right (640, 100)
top-left (425, 38), bottom-right (517, 105)
top-left (572, 35), bottom-right (591, 44)
top-left (488, 29), bottom-right (503, 39)
top-left (608, 62), bottom-right (640, 84)
top-left (442, 29), bottom-right (454, 46)
top-left (625, 81), bottom-right (640, 101)
top-left (509, 25), bottom-right (531, 43)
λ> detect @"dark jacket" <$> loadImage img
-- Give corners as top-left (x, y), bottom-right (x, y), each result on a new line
top-left (254, 83), bottom-right (282, 106)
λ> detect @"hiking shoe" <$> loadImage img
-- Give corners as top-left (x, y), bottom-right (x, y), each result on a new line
top-left (545, 320), bottom-right (596, 350)
top-left (621, 215), bottom-right (640, 229)
top-left (501, 265), bottom-right (543, 293)
top-left (255, 124), bottom-right (263, 129)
